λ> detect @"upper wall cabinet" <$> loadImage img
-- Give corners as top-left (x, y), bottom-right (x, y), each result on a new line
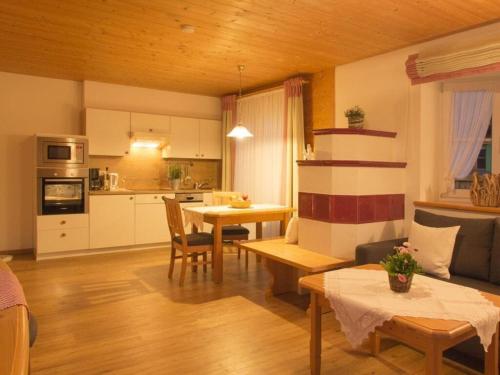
top-left (168, 117), bottom-right (222, 159)
top-left (85, 108), bottom-right (131, 156)
top-left (131, 112), bottom-right (171, 133)
top-left (199, 119), bottom-right (222, 159)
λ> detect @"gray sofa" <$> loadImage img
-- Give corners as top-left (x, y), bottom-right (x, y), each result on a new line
top-left (356, 209), bottom-right (500, 372)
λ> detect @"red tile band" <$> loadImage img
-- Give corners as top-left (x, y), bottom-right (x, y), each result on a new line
top-left (297, 160), bottom-right (407, 168)
top-left (312, 128), bottom-right (397, 138)
top-left (299, 193), bottom-right (405, 224)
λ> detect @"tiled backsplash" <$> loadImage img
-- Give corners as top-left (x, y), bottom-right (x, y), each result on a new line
top-left (89, 148), bottom-right (221, 190)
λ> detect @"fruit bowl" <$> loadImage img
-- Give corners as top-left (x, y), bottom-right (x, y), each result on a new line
top-left (229, 200), bottom-right (252, 208)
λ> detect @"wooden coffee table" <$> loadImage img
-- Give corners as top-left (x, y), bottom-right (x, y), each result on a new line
top-left (299, 264), bottom-right (500, 375)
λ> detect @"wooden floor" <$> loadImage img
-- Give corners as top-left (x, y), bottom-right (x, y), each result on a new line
top-left (9, 248), bottom-right (477, 375)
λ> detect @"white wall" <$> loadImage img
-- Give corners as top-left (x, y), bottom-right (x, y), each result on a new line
top-left (83, 81), bottom-right (221, 120)
top-left (0, 72), bottom-right (82, 252)
top-left (335, 22), bottom-right (500, 228)
top-left (0, 73), bottom-right (221, 252)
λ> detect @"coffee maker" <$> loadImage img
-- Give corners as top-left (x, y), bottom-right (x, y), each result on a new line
top-left (89, 168), bottom-right (102, 190)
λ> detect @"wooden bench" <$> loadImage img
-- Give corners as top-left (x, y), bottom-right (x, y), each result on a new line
top-left (0, 260), bottom-right (30, 375)
top-left (240, 238), bottom-right (354, 296)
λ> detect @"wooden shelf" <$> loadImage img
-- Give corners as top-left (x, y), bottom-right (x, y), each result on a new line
top-left (414, 200), bottom-right (500, 215)
top-left (312, 128), bottom-right (397, 138)
top-left (297, 160), bottom-right (407, 168)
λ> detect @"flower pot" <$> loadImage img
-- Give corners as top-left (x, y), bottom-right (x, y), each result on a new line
top-left (388, 273), bottom-right (413, 293)
top-left (348, 116), bottom-right (364, 129)
top-left (170, 179), bottom-right (181, 190)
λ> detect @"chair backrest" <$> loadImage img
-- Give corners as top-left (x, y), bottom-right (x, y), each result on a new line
top-left (162, 197), bottom-right (187, 245)
top-left (212, 191), bottom-right (242, 205)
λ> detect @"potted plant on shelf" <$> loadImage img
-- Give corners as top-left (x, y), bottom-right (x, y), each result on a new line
top-left (168, 164), bottom-right (182, 190)
top-left (380, 242), bottom-right (422, 293)
top-left (344, 105), bottom-right (365, 129)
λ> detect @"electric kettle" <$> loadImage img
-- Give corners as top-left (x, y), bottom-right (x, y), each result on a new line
top-left (109, 173), bottom-right (119, 191)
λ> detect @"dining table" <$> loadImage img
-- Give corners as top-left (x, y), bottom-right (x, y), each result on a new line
top-left (183, 203), bottom-right (294, 283)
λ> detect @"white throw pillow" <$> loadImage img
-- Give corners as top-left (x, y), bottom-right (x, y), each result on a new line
top-left (285, 217), bottom-right (299, 244)
top-left (408, 221), bottom-right (460, 279)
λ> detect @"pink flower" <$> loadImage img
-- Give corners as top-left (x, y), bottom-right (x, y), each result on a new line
top-left (397, 274), bottom-right (407, 283)
top-left (398, 247), bottom-right (409, 254)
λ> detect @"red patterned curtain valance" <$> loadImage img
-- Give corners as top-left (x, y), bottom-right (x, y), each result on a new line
top-left (406, 43), bottom-right (500, 85)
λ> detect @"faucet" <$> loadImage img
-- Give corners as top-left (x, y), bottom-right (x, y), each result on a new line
top-left (194, 181), bottom-right (210, 190)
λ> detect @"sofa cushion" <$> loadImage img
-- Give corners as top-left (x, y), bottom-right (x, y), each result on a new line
top-left (489, 218), bottom-right (500, 285)
top-left (414, 209), bottom-right (494, 281)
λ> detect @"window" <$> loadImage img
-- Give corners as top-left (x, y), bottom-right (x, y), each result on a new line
top-left (454, 118), bottom-right (492, 190)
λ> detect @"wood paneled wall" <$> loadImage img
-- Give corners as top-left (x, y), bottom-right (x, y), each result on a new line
top-left (303, 67), bottom-right (336, 147)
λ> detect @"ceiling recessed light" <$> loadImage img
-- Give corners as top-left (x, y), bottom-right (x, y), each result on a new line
top-left (180, 24), bottom-right (195, 33)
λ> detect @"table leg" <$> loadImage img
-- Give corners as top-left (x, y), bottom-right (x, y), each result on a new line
top-left (256, 222), bottom-right (263, 263)
top-left (369, 332), bottom-right (381, 356)
top-left (425, 342), bottom-right (443, 375)
top-left (310, 292), bottom-right (322, 375)
top-left (213, 221), bottom-right (223, 283)
top-left (485, 324), bottom-right (499, 375)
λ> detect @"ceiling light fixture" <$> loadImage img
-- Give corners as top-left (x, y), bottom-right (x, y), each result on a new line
top-left (227, 65), bottom-right (254, 139)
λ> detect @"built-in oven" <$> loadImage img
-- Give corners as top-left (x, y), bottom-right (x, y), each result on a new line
top-left (37, 136), bottom-right (88, 168)
top-left (37, 168), bottom-right (89, 215)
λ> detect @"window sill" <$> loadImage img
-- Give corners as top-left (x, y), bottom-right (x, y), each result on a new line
top-left (414, 200), bottom-right (500, 215)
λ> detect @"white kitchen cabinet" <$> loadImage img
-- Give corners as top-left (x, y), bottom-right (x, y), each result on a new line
top-left (90, 195), bottom-right (135, 249)
top-left (199, 119), bottom-right (222, 159)
top-left (168, 117), bottom-right (221, 159)
top-left (85, 108), bottom-right (131, 156)
top-left (135, 193), bottom-right (174, 245)
top-left (36, 214), bottom-right (89, 257)
top-left (131, 113), bottom-right (171, 133)
top-left (169, 116), bottom-right (200, 158)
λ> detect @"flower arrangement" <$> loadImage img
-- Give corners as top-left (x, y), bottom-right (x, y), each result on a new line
top-left (344, 105), bottom-right (365, 128)
top-left (168, 164), bottom-right (182, 190)
top-left (380, 242), bottom-right (422, 293)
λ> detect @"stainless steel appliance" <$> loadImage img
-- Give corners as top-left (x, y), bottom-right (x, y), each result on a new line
top-left (175, 192), bottom-right (204, 204)
top-left (37, 135), bottom-right (88, 168)
top-left (89, 168), bottom-right (102, 191)
top-left (36, 135), bottom-right (89, 215)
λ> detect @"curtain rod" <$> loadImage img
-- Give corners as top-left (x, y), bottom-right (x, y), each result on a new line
top-left (238, 79), bottom-right (310, 99)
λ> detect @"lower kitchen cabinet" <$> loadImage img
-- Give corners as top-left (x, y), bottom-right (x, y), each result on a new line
top-left (36, 213), bottom-right (89, 257)
top-left (90, 195), bottom-right (136, 249)
top-left (135, 194), bottom-right (173, 244)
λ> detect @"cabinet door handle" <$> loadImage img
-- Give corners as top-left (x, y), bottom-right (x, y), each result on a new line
top-left (195, 154), bottom-right (199, 157)
top-left (154, 196), bottom-right (158, 199)
top-left (201, 154), bottom-right (204, 157)
top-left (129, 197), bottom-right (134, 200)
top-left (60, 220), bottom-right (66, 225)
top-left (60, 233), bottom-right (66, 238)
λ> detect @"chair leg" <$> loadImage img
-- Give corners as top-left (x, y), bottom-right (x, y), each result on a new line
top-left (237, 242), bottom-right (241, 259)
top-left (203, 252), bottom-right (208, 273)
top-left (192, 253), bottom-right (198, 273)
top-left (245, 249), bottom-right (249, 269)
top-left (168, 245), bottom-right (176, 279)
top-left (179, 253), bottom-right (188, 287)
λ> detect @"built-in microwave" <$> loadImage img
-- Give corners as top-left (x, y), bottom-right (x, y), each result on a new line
top-left (37, 136), bottom-right (88, 168)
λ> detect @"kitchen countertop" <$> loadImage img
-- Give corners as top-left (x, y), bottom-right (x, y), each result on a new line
top-left (89, 189), bottom-right (214, 196)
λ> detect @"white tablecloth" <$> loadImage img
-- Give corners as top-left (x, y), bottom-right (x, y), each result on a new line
top-left (183, 204), bottom-right (286, 231)
top-left (324, 268), bottom-right (500, 351)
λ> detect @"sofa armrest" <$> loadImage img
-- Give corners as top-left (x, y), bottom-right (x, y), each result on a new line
top-left (355, 238), bottom-right (408, 265)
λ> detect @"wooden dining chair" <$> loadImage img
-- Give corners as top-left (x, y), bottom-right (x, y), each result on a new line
top-left (163, 196), bottom-right (213, 286)
top-left (212, 191), bottom-right (251, 268)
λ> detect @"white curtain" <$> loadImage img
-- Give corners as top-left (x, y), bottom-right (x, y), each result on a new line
top-left (234, 89), bottom-right (285, 237)
top-left (284, 78), bottom-right (305, 210)
top-left (447, 90), bottom-right (493, 189)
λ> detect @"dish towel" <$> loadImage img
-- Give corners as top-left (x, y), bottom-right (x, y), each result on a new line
top-left (0, 267), bottom-right (27, 311)
top-left (324, 268), bottom-right (500, 351)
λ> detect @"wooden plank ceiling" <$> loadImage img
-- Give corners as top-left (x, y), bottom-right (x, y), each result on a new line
top-left (0, 0), bottom-right (499, 96)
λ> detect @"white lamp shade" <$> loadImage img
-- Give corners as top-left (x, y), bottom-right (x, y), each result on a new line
top-left (227, 124), bottom-right (253, 139)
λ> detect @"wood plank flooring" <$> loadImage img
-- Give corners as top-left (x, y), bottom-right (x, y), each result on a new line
top-left (9, 248), bottom-right (477, 374)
